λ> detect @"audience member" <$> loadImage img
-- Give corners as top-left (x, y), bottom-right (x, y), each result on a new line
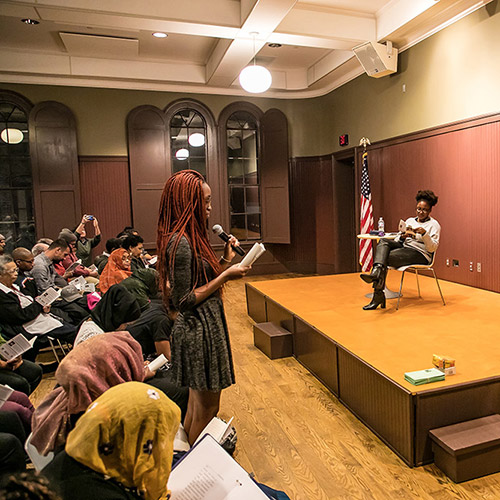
top-left (121, 234), bottom-right (146, 272)
top-left (0, 333), bottom-right (42, 394)
top-left (74, 215), bottom-right (101, 267)
top-left (38, 238), bottom-right (53, 246)
top-left (127, 303), bottom-right (171, 360)
top-left (43, 382), bottom-right (180, 500)
top-left (94, 237), bottom-right (121, 274)
top-left (30, 332), bottom-right (146, 456)
top-left (15, 224), bottom-right (36, 250)
top-left (74, 284), bottom-right (140, 346)
top-left (12, 247), bottom-right (37, 298)
top-left (0, 234), bottom-right (6, 255)
top-left (0, 472), bottom-right (61, 499)
top-left (0, 256), bottom-right (77, 362)
top-left (31, 240), bottom-right (89, 324)
top-left (0, 412), bottom-right (26, 476)
top-left (120, 268), bottom-right (159, 311)
top-left (31, 240), bottom-right (71, 294)
top-left (98, 248), bottom-right (131, 294)
top-left (1, 390), bottom-right (35, 435)
top-left (55, 229), bottom-right (98, 281)
top-left (12, 248), bottom-right (79, 326)
top-left (31, 243), bottom-right (49, 258)
top-left (116, 226), bottom-right (139, 239)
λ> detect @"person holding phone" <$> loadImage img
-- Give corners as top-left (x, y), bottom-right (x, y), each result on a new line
top-left (360, 190), bottom-right (441, 310)
top-left (74, 215), bottom-right (101, 267)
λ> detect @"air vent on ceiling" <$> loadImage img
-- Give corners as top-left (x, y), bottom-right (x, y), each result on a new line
top-left (59, 32), bottom-right (139, 59)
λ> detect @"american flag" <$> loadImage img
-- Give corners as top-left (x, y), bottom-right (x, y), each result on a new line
top-left (359, 152), bottom-right (374, 272)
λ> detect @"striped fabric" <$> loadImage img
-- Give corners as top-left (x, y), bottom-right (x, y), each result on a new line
top-left (359, 152), bottom-right (374, 272)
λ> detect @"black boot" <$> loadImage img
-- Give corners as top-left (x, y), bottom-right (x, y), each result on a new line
top-left (363, 290), bottom-right (386, 310)
top-left (360, 263), bottom-right (384, 284)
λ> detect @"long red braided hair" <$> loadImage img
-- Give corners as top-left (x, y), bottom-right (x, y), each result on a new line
top-left (157, 170), bottom-right (221, 304)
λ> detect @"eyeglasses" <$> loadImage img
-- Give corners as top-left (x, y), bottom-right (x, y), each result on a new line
top-left (5, 267), bottom-right (19, 275)
top-left (17, 259), bottom-right (34, 264)
top-left (416, 207), bottom-right (430, 213)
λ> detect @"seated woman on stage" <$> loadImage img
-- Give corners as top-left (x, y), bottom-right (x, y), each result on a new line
top-left (360, 190), bottom-right (440, 310)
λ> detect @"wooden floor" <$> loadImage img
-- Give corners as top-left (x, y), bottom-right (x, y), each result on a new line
top-left (31, 274), bottom-right (500, 499)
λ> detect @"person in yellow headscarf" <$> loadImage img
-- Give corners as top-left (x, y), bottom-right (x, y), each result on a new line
top-left (43, 381), bottom-right (181, 500)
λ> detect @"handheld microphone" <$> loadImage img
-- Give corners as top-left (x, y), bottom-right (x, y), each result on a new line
top-left (212, 224), bottom-right (245, 256)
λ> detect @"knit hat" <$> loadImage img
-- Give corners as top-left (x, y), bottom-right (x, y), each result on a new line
top-left (61, 284), bottom-right (81, 303)
top-left (58, 228), bottom-right (77, 244)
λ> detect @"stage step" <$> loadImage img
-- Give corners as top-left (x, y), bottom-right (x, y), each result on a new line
top-left (253, 322), bottom-right (293, 360)
top-left (429, 414), bottom-right (500, 482)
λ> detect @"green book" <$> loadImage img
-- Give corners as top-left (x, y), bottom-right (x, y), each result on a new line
top-left (404, 367), bottom-right (445, 386)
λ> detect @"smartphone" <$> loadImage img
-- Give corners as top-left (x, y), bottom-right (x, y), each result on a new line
top-left (86, 215), bottom-right (94, 220)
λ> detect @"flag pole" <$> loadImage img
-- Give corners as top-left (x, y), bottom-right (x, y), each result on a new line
top-left (358, 137), bottom-right (374, 272)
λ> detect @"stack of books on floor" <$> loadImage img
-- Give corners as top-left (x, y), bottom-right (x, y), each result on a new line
top-left (404, 367), bottom-right (445, 386)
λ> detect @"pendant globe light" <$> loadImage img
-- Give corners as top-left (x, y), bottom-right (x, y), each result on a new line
top-left (239, 32), bottom-right (272, 94)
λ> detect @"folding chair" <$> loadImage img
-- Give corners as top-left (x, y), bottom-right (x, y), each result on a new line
top-left (389, 253), bottom-right (446, 310)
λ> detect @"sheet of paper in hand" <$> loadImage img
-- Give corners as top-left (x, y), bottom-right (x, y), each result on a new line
top-left (35, 287), bottom-right (61, 307)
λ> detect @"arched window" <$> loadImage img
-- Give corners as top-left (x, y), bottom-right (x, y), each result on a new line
top-left (170, 109), bottom-right (207, 175)
top-left (219, 103), bottom-right (290, 245)
top-left (0, 91), bottom-right (34, 252)
top-left (226, 110), bottom-right (261, 241)
top-left (127, 100), bottom-right (220, 246)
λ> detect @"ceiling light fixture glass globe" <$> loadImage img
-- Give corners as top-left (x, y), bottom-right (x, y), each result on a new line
top-left (239, 65), bottom-right (272, 93)
top-left (175, 148), bottom-right (189, 160)
top-left (188, 133), bottom-right (205, 147)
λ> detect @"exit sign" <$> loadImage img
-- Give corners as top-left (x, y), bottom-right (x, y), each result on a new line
top-left (339, 134), bottom-right (349, 146)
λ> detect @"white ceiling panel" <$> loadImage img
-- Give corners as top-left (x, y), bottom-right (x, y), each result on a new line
top-left (297, 0), bottom-right (389, 14)
top-left (60, 32), bottom-right (139, 59)
top-left (0, 0), bottom-right (493, 98)
top-left (139, 32), bottom-right (216, 65)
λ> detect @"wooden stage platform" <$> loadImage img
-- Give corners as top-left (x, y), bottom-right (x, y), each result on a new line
top-left (245, 272), bottom-right (500, 467)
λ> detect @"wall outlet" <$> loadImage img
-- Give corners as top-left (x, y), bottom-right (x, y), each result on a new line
top-left (446, 259), bottom-right (450, 267)
top-left (477, 262), bottom-right (481, 273)
top-left (453, 259), bottom-right (459, 267)
top-left (469, 261), bottom-right (473, 272)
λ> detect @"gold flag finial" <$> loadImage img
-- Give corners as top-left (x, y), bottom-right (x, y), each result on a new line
top-left (359, 137), bottom-right (371, 150)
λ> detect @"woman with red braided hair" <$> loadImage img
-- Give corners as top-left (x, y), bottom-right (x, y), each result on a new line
top-left (157, 170), bottom-right (250, 444)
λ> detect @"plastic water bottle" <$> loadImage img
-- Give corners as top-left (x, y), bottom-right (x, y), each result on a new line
top-left (378, 217), bottom-right (385, 233)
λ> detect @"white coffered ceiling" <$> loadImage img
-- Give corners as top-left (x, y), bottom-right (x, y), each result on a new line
top-left (0, 0), bottom-right (493, 98)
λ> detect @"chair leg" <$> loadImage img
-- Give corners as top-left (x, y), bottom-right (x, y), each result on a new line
top-left (431, 269), bottom-right (446, 306)
top-left (48, 338), bottom-right (61, 363)
top-left (415, 270), bottom-right (421, 298)
top-left (56, 338), bottom-right (68, 356)
top-left (396, 271), bottom-right (405, 310)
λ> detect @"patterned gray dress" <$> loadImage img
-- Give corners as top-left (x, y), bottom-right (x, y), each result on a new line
top-left (168, 235), bottom-right (235, 392)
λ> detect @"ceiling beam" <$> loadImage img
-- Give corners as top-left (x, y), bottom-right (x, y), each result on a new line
top-left (277, 5), bottom-right (376, 43)
top-left (376, 0), bottom-right (442, 41)
top-left (206, 0), bottom-right (297, 87)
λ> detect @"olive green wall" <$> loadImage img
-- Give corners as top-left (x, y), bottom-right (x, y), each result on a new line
top-left (1, 1), bottom-right (500, 157)
top-left (0, 83), bottom-right (290, 156)
top-left (301, 0), bottom-right (500, 156)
